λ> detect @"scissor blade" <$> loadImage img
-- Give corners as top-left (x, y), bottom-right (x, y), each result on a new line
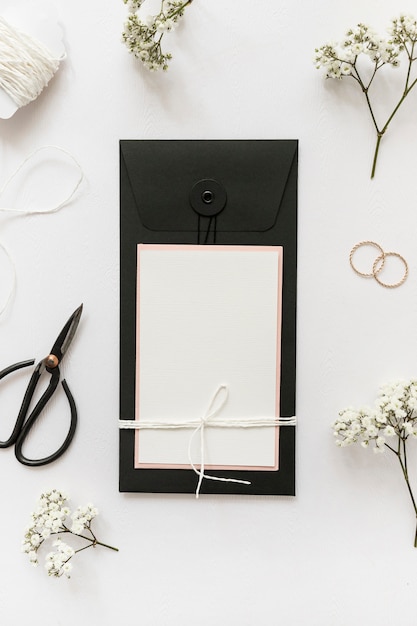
top-left (50, 304), bottom-right (83, 362)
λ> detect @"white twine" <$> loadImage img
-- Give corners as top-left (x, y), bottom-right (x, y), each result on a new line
top-left (0, 15), bottom-right (62, 108)
top-left (0, 145), bottom-right (84, 215)
top-left (0, 146), bottom-right (84, 318)
top-left (0, 241), bottom-right (16, 317)
top-left (119, 384), bottom-right (297, 497)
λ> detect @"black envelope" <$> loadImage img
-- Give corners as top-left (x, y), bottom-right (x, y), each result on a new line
top-left (120, 139), bottom-right (297, 495)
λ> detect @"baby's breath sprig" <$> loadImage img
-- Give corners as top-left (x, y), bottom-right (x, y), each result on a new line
top-left (333, 380), bottom-right (417, 546)
top-left (22, 489), bottom-right (118, 578)
top-left (314, 15), bottom-right (417, 178)
top-left (122, 0), bottom-right (193, 71)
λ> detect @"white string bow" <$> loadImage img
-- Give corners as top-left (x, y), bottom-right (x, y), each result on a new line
top-left (119, 384), bottom-right (297, 498)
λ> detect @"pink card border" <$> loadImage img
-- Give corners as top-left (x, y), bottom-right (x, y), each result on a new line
top-left (134, 244), bottom-right (283, 471)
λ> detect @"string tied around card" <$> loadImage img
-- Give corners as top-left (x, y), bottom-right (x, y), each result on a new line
top-left (0, 145), bottom-right (84, 317)
top-left (188, 385), bottom-right (251, 498)
top-left (119, 384), bottom-right (297, 498)
top-left (0, 15), bottom-right (63, 108)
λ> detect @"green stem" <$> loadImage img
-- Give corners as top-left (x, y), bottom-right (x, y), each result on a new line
top-left (93, 540), bottom-right (119, 552)
top-left (404, 41), bottom-right (415, 91)
top-left (386, 439), bottom-right (417, 546)
top-left (57, 526), bottom-right (119, 552)
top-left (70, 533), bottom-right (118, 551)
top-left (353, 46), bottom-right (417, 178)
top-left (368, 72), bottom-right (417, 178)
top-left (357, 75), bottom-right (380, 134)
top-left (165, 0), bottom-right (193, 20)
top-left (74, 543), bottom-right (95, 555)
top-left (154, 0), bottom-right (192, 65)
top-left (356, 75), bottom-right (382, 179)
top-left (381, 78), bottom-right (417, 133)
top-left (397, 448), bottom-right (417, 516)
top-left (75, 539), bottom-right (119, 553)
top-left (371, 133), bottom-right (383, 179)
top-left (365, 61), bottom-right (382, 92)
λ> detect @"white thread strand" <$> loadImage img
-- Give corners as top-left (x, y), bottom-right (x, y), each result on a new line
top-left (0, 16), bottom-right (61, 107)
top-left (0, 146), bottom-right (84, 215)
top-left (0, 146), bottom-right (84, 318)
top-left (0, 242), bottom-right (16, 317)
top-left (187, 386), bottom-right (251, 498)
top-left (119, 417), bottom-right (297, 430)
top-left (119, 384), bottom-right (297, 498)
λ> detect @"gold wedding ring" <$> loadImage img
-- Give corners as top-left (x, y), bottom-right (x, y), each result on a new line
top-left (349, 241), bottom-right (408, 289)
top-left (349, 241), bottom-right (385, 277)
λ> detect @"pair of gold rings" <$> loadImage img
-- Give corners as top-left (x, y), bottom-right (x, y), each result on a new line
top-left (349, 241), bottom-right (408, 289)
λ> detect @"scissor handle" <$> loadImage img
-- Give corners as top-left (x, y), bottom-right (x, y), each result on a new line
top-left (0, 359), bottom-right (35, 448)
top-left (0, 359), bottom-right (35, 381)
top-left (14, 368), bottom-right (77, 467)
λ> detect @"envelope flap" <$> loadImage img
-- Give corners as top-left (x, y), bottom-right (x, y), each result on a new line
top-left (120, 140), bottom-right (297, 233)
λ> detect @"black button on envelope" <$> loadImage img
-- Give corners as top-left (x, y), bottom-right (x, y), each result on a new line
top-left (119, 139), bottom-right (297, 496)
top-left (190, 179), bottom-right (227, 216)
top-left (190, 179), bottom-right (227, 243)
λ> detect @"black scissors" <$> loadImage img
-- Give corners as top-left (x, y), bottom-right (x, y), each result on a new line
top-left (0, 304), bottom-right (82, 466)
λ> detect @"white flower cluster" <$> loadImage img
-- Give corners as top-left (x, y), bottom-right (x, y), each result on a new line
top-left (389, 14), bottom-right (417, 45)
top-left (122, 0), bottom-right (192, 71)
top-left (333, 380), bottom-right (417, 453)
top-left (22, 489), bottom-right (69, 569)
top-left (71, 503), bottom-right (99, 535)
top-left (314, 14), bottom-right (417, 178)
top-left (21, 489), bottom-right (109, 579)
top-left (314, 21), bottom-right (401, 79)
top-left (45, 538), bottom-right (75, 578)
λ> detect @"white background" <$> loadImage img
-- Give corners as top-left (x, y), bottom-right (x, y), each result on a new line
top-left (1, 0), bottom-right (417, 624)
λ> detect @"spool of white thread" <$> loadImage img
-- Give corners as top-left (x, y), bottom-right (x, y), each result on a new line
top-left (0, 6), bottom-right (65, 118)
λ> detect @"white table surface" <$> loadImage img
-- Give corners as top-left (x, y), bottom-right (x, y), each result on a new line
top-left (1, 0), bottom-right (417, 624)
